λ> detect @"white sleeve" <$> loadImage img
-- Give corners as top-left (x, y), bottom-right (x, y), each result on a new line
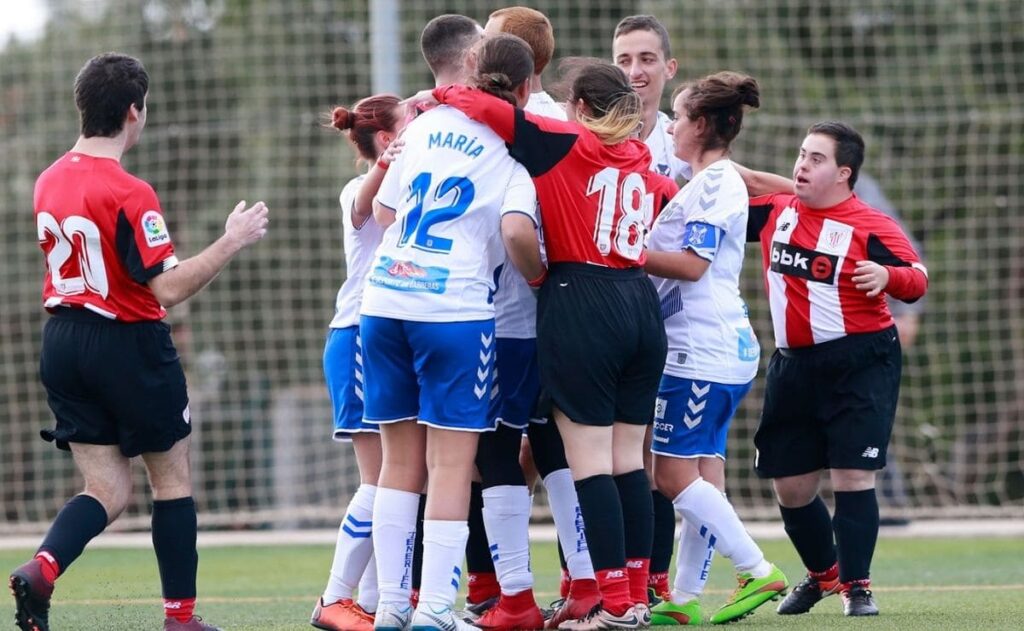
top-left (684, 169), bottom-right (747, 231)
top-left (499, 164), bottom-right (538, 226)
top-left (375, 153), bottom-right (404, 211)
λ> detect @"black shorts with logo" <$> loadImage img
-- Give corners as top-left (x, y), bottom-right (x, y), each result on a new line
top-left (536, 263), bottom-right (667, 427)
top-left (754, 326), bottom-right (901, 478)
top-left (39, 308), bottom-right (191, 457)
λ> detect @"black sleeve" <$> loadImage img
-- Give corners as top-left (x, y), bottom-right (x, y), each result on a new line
top-left (747, 202), bottom-right (773, 243)
top-left (507, 108), bottom-right (579, 178)
top-left (116, 209), bottom-right (166, 283)
top-left (866, 234), bottom-right (913, 267)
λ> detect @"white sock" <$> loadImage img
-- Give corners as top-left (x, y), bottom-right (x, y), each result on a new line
top-left (673, 478), bottom-right (769, 576)
top-left (482, 485), bottom-right (533, 595)
top-left (357, 551), bottom-right (379, 613)
top-left (672, 519), bottom-right (713, 601)
top-left (323, 484), bottom-right (377, 603)
top-left (373, 487), bottom-right (421, 606)
top-left (417, 520), bottom-right (470, 609)
top-left (543, 468), bottom-right (594, 580)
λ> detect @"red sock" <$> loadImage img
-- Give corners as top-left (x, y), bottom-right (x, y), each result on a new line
top-left (809, 563), bottom-right (839, 583)
top-left (648, 571), bottom-right (669, 599)
top-left (841, 578), bottom-right (871, 593)
top-left (595, 568), bottom-right (632, 616)
top-left (625, 558), bottom-right (650, 605)
top-left (467, 571), bottom-right (500, 604)
top-left (568, 577), bottom-right (600, 600)
top-left (33, 552), bottom-right (60, 584)
top-left (559, 568), bottom-right (571, 598)
top-left (500, 588), bottom-right (537, 612)
top-left (164, 597), bottom-right (195, 623)
top-left (410, 588), bottom-right (420, 608)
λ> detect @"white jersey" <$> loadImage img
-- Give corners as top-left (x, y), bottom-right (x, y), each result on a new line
top-left (644, 111), bottom-right (692, 181)
top-left (329, 174), bottom-right (386, 329)
top-left (493, 91), bottom-right (566, 339)
top-left (647, 159), bottom-right (759, 384)
top-left (362, 106), bottom-right (537, 323)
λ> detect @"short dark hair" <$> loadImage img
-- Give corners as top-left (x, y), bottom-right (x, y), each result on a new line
top-left (613, 15), bottom-right (672, 59)
top-left (420, 14), bottom-right (481, 79)
top-left (807, 121), bottom-right (865, 188)
top-left (74, 53), bottom-right (149, 138)
top-left (471, 34), bottom-right (534, 105)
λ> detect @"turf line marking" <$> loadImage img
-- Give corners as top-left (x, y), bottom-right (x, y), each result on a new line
top-left (53, 584), bottom-right (1024, 606)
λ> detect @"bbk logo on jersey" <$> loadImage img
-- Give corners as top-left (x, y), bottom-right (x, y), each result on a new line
top-left (770, 241), bottom-right (839, 284)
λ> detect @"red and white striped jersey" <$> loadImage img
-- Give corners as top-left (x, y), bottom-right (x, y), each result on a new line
top-left (748, 192), bottom-right (927, 349)
top-left (35, 152), bottom-right (179, 322)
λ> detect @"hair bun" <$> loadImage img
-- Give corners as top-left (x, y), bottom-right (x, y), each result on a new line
top-left (487, 72), bottom-right (513, 91)
top-left (332, 106), bottom-right (355, 131)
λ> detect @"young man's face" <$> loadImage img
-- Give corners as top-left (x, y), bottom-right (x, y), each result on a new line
top-left (793, 133), bottom-right (851, 205)
top-left (612, 29), bottom-right (677, 109)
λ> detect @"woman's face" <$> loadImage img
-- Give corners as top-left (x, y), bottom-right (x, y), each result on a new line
top-left (668, 90), bottom-right (701, 162)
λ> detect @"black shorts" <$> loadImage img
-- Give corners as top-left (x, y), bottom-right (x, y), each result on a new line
top-left (754, 326), bottom-right (901, 478)
top-left (536, 263), bottom-right (667, 427)
top-left (39, 308), bottom-right (191, 457)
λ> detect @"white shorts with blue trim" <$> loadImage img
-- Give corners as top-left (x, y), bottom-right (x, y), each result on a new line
top-left (360, 315), bottom-right (497, 432)
top-left (651, 376), bottom-right (753, 459)
top-left (323, 326), bottom-right (380, 441)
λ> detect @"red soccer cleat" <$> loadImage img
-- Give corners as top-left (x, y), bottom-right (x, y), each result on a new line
top-left (475, 591), bottom-right (545, 631)
top-left (9, 558), bottom-right (54, 631)
top-left (545, 580), bottom-right (602, 630)
top-left (311, 597), bottom-right (375, 631)
top-left (163, 616), bottom-right (222, 631)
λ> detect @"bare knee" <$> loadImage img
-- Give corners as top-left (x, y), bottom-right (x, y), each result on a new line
top-left (82, 481), bottom-right (132, 522)
top-left (773, 472), bottom-right (822, 508)
top-left (831, 468), bottom-right (876, 492)
top-left (142, 438), bottom-right (193, 500)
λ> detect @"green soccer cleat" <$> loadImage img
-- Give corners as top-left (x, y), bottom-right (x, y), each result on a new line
top-left (710, 564), bottom-right (789, 625)
top-left (650, 598), bottom-right (702, 626)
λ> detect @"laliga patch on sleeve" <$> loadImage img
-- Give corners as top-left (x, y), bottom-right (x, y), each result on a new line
top-left (141, 210), bottom-right (171, 247)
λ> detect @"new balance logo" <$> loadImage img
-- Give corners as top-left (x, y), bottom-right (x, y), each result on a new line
top-left (862, 447), bottom-right (880, 459)
top-left (626, 560), bottom-right (644, 569)
top-left (603, 569), bottom-right (625, 579)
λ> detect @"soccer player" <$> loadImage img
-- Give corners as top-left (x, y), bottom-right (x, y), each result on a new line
top-left (611, 15), bottom-right (689, 602)
top-left (742, 122), bottom-right (928, 617)
top-left (361, 34), bottom-right (539, 631)
top-left (643, 72), bottom-right (788, 626)
top-left (434, 60), bottom-right (677, 630)
top-left (612, 15), bottom-right (690, 181)
top-left (310, 94), bottom-right (406, 631)
top-left (11, 52), bottom-right (269, 631)
top-left (479, 8), bottom-right (600, 629)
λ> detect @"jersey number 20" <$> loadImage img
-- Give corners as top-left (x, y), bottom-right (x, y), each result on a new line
top-left (36, 212), bottom-right (109, 298)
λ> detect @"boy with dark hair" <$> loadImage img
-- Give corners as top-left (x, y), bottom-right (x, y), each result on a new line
top-left (10, 52), bottom-right (269, 631)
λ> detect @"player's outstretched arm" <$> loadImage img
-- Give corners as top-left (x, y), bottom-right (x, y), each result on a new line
top-left (734, 162), bottom-right (794, 197)
top-left (149, 200), bottom-right (269, 308)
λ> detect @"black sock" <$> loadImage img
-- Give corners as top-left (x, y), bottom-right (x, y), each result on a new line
top-left (38, 494), bottom-right (108, 575)
top-left (833, 489), bottom-right (879, 583)
top-left (574, 474), bottom-right (624, 570)
top-left (650, 490), bottom-right (676, 575)
top-left (412, 492), bottom-right (427, 590)
top-left (614, 470), bottom-right (653, 561)
top-left (557, 539), bottom-right (568, 572)
top-left (778, 496), bottom-right (837, 573)
top-left (152, 497), bottom-right (198, 599)
top-left (465, 482), bottom-right (495, 574)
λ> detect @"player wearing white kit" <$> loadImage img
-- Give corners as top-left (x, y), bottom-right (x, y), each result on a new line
top-left (363, 34), bottom-right (540, 631)
top-left (311, 95), bottom-right (406, 631)
top-left (644, 72), bottom-right (787, 626)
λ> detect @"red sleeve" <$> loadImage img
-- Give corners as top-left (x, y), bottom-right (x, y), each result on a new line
top-left (865, 214), bottom-right (928, 302)
top-left (747, 193), bottom-right (781, 242)
top-left (433, 85), bottom-right (580, 178)
top-left (116, 182), bottom-right (178, 283)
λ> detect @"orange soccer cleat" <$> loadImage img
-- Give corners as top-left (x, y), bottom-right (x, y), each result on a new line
top-left (311, 597), bottom-right (375, 631)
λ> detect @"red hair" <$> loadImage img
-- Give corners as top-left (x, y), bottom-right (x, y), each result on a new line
top-left (330, 93), bottom-right (401, 162)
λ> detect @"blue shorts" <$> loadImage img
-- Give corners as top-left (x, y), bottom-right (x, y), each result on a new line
top-left (490, 338), bottom-right (541, 430)
top-left (360, 315), bottom-right (497, 432)
top-left (323, 326), bottom-right (379, 441)
top-left (651, 376), bottom-right (753, 459)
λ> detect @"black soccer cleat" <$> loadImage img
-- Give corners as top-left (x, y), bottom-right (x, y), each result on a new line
top-left (776, 574), bottom-right (838, 615)
top-left (9, 559), bottom-right (54, 631)
top-left (842, 584), bottom-right (879, 616)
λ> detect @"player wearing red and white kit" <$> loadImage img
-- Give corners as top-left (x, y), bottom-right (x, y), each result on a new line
top-left (436, 61), bottom-right (676, 630)
top-left (13, 52), bottom-right (267, 631)
top-left (743, 121), bottom-right (927, 618)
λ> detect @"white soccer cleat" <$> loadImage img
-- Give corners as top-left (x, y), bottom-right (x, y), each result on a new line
top-left (374, 602), bottom-right (414, 631)
top-left (558, 604), bottom-right (643, 630)
top-left (410, 604), bottom-right (480, 631)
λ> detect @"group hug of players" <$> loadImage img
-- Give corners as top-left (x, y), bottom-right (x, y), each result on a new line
top-left (314, 7), bottom-right (927, 631)
top-left (13, 5), bottom-right (928, 631)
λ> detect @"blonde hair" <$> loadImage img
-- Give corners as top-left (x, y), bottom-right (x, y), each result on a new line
top-left (558, 59), bottom-right (644, 145)
top-left (576, 89), bottom-right (643, 145)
